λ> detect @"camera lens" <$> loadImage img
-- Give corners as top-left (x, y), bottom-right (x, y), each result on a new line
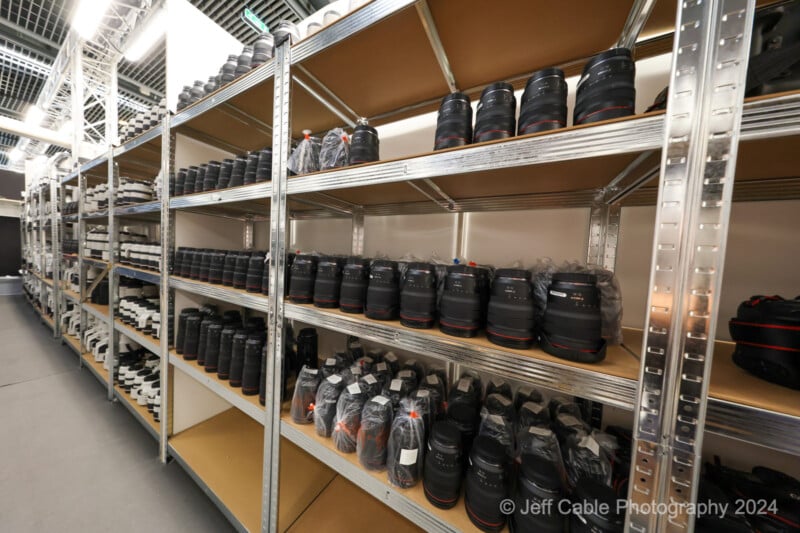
top-left (189, 249), bottom-right (203, 280)
top-left (569, 477), bottom-right (624, 532)
top-left (419, 373), bottom-right (446, 417)
top-left (252, 33), bottom-right (274, 66)
top-left (184, 166), bottom-right (198, 194)
top-left (176, 308), bottom-right (199, 355)
top-left (485, 378), bottom-right (512, 401)
top-left (333, 382), bottom-right (368, 453)
top-left (243, 153), bottom-right (259, 185)
top-left (314, 374), bottom-right (345, 437)
top-left (290, 365), bottom-right (321, 423)
top-left (487, 268), bottom-right (535, 349)
top-left (241, 338), bottom-right (263, 395)
top-left (574, 47), bottom-right (636, 126)
top-left (423, 420), bottom-right (464, 509)
top-left (179, 248), bottom-right (195, 278)
top-left (399, 262), bottom-right (437, 329)
top-left (357, 394), bottom-right (394, 470)
top-left (217, 159), bottom-right (233, 189)
top-left (173, 247), bottom-right (186, 276)
top-left (197, 317), bottom-right (220, 366)
top-left (513, 454), bottom-right (566, 533)
top-left (228, 330), bottom-right (249, 387)
top-left (198, 249), bottom-right (212, 282)
top-left (447, 376), bottom-right (481, 453)
top-left (484, 393), bottom-right (515, 421)
top-left (183, 314), bottom-right (202, 360)
top-left (365, 260), bottom-right (400, 320)
top-left (208, 251), bottom-right (226, 285)
top-left (204, 323), bottom-right (223, 373)
top-left (340, 257), bottom-right (370, 314)
top-left (216, 326), bottom-right (237, 379)
top-left (515, 385), bottom-right (544, 411)
top-left (439, 265), bottom-right (489, 338)
top-left (204, 161), bottom-right (221, 191)
top-left (194, 164), bottom-right (207, 194)
top-left (230, 155), bottom-right (247, 187)
top-left (474, 82), bottom-right (516, 143)
top-left (246, 251), bottom-right (266, 293)
top-left (221, 251), bottom-right (237, 286)
top-left (256, 149), bottom-right (272, 182)
top-left (175, 168), bottom-right (187, 196)
top-left (349, 120), bottom-right (379, 165)
top-left (382, 373), bottom-right (415, 412)
top-left (387, 398), bottom-right (426, 488)
top-left (518, 68), bottom-right (568, 135)
top-left (540, 272), bottom-right (606, 362)
top-left (314, 256), bottom-right (344, 308)
top-left (296, 328), bottom-right (318, 369)
top-left (518, 401), bottom-right (551, 429)
top-left (233, 251), bottom-right (252, 290)
top-left (434, 92), bottom-right (473, 150)
top-left (465, 435), bottom-right (510, 532)
top-left (289, 254), bottom-right (318, 304)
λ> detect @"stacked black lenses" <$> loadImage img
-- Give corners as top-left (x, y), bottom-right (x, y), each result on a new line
top-left (540, 272), bottom-right (606, 362)
top-left (289, 255), bottom-right (318, 303)
top-left (513, 454), bottom-right (566, 532)
top-left (204, 161), bottom-right (221, 191)
top-left (439, 265), bottom-right (489, 338)
top-left (256, 149), bottom-right (272, 182)
top-left (447, 376), bottom-right (481, 453)
top-left (217, 326), bottom-right (237, 379)
top-left (175, 169), bottom-right (187, 196)
top-left (349, 121), bottom-right (379, 165)
top-left (241, 338), bottom-right (263, 395)
top-left (208, 250), bottom-right (226, 284)
top-left (486, 268), bottom-right (535, 349)
top-left (198, 249), bottom-right (212, 282)
top-left (365, 260), bottom-right (400, 320)
top-left (246, 252), bottom-right (266, 293)
top-left (465, 435), bottom-right (509, 532)
top-left (314, 256), bottom-right (344, 308)
top-left (340, 257), bottom-right (370, 314)
top-left (176, 308), bottom-right (199, 355)
top-left (228, 330), bottom-right (249, 387)
top-left (400, 262), bottom-right (437, 329)
top-left (423, 421), bottom-right (464, 509)
top-left (230, 155), bottom-right (247, 187)
top-left (218, 159), bottom-right (233, 188)
top-left (195, 165), bottom-right (207, 193)
top-left (434, 92), bottom-right (473, 150)
top-left (233, 252), bottom-right (252, 289)
top-left (243, 153), bottom-right (259, 185)
top-left (222, 252), bottom-right (238, 286)
top-left (518, 68), bottom-right (568, 135)
top-left (204, 323), bottom-right (223, 373)
top-left (474, 82), bottom-right (516, 143)
top-left (357, 395), bottom-right (394, 470)
top-left (574, 47), bottom-right (636, 125)
top-left (183, 314), bottom-right (203, 360)
top-left (184, 166), bottom-right (199, 194)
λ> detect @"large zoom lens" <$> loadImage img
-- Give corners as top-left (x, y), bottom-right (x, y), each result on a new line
top-left (439, 265), bottom-right (489, 338)
top-left (340, 257), bottom-right (369, 314)
top-left (513, 454), bottom-right (566, 532)
top-left (540, 272), bottom-right (606, 362)
top-left (387, 398), bottom-right (426, 488)
top-left (357, 395), bottom-right (394, 470)
top-left (313, 256), bottom-right (344, 308)
top-left (246, 252), bottom-right (266, 293)
top-left (434, 92), bottom-right (472, 150)
top-left (474, 82), bottom-right (516, 143)
top-left (423, 420), bottom-right (464, 509)
top-left (289, 255), bottom-right (318, 304)
top-left (464, 435), bottom-right (509, 532)
top-left (233, 252), bottom-right (252, 289)
top-left (365, 260), bottom-right (400, 320)
top-left (176, 308), bottom-right (199, 355)
top-left (518, 68), bottom-right (567, 135)
top-left (332, 383), bottom-right (367, 453)
top-left (349, 120), bottom-right (379, 165)
top-left (487, 269), bottom-right (535, 349)
top-left (400, 262), bottom-right (437, 329)
top-left (291, 366), bottom-right (321, 423)
top-left (569, 477), bottom-right (624, 533)
top-left (574, 48), bottom-right (636, 126)
top-left (314, 374), bottom-right (344, 437)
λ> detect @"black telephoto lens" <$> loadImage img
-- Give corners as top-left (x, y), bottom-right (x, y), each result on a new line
top-left (228, 330), bottom-right (249, 387)
top-left (357, 395), bottom-right (394, 471)
top-left (289, 254), bottom-right (318, 303)
top-left (175, 168), bottom-right (187, 196)
top-left (204, 161), bottom-right (221, 191)
top-left (387, 398), bottom-right (426, 488)
top-left (333, 382), bottom-right (368, 453)
top-left (474, 82), bottom-right (516, 143)
top-left (365, 260), bottom-right (400, 320)
top-left (198, 249), bottom-right (212, 282)
top-left (222, 251), bottom-right (237, 286)
top-left (296, 328), bottom-right (318, 369)
top-left (313, 256), bottom-right (344, 308)
top-left (233, 252), bottom-right (252, 290)
top-left (484, 393), bottom-right (515, 422)
top-left (465, 435), bottom-right (510, 532)
top-left (189, 249), bottom-right (203, 280)
top-left (176, 308), bottom-right (199, 355)
top-left (513, 454), bottom-right (567, 533)
top-left (204, 323), bottom-right (223, 373)
top-left (183, 314), bottom-right (202, 360)
top-left (486, 268), bottom-right (535, 349)
top-left (419, 373), bottom-right (446, 418)
top-left (184, 166), bottom-right (198, 194)
top-left (241, 338), bottom-right (263, 395)
top-left (423, 421), bottom-right (464, 509)
top-left (243, 153), bottom-right (259, 185)
top-left (574, 47), bottom-right (636, 126)
top-left (256, 148), bottom-right (272, 182)
top-left (218, 159), bottom-right (233, 189)
top-left (518, 68), bottom-right (568, 135)
top-left (400, 262), bottom-right (437, 329)
top-left (208, 251), bottom-right (226, 285)
top-left (314, 374), bottom-right (345, 437)
top-left (179, 248), bottom-right (195, 278)
top-left (340, 257), bottom-right (370, 314)
top-left (216, 326), bottom-right (237, 379)
top-left (246, 251), bottom-right (266, 293)
top-left (569, 477), bottom-right (624, 532)
top-left (174, 247), bottom-right (186, 275)
top-left (540, 272), bottom-right (606, 362)
top-left (434, 92), bottom-right (473, 150)
top-left (439, 264), bottom-right (489, 338)
top-left (291, 366), bottom-right (321, 424)
top-left (229, 155), bottom-right (247, 187)
top-left (447, 376), bottom-right (481, 453)
top-left (195, 164), bottom-right (207, 194)
top-left (197, 317), bottom-right (219, 365)
top-left (349, 120), bottom-right (379, 165)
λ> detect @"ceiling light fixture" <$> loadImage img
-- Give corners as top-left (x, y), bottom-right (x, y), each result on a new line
top-left (71, 0), bottom-right (113, 40)
top-left (25, 106), bottom-right (45, 126)
top-left (124, 11), bottom-right (167, 62)
top-left (8, 148), bottom-right (24, 162)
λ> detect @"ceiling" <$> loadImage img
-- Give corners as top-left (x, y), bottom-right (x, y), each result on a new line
top-left (0, 0), bottom-right (314, 169)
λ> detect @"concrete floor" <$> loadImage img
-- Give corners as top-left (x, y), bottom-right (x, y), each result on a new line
top-left (0, 296), bottom-right (236, 532)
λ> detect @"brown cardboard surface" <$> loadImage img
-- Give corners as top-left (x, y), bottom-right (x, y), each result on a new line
top-left (115, 384), bottom-right (159, 434)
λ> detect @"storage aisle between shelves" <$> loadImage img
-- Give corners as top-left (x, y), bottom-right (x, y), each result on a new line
top-left (0, 295), bottom-right (235, 533)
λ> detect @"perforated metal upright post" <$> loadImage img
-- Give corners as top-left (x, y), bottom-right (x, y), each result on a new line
top-left (107, 154), bottom-right (118, 401)
top-left (587, 199), bottom-right (621, 272)
top-left (50, 173), bottom-right (61, 337)
top-left (351, 207), bottom-right (364, 255)
top-left (159, 117), bottom-right (174, 464)
top-left (263, 36), bottom-right (292, 533)
top-left (78, 171), bottom-right (87, 363)
top-left (626, 1), bottom-right (755, 531)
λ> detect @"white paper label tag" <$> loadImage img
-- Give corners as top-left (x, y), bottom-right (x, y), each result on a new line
top-left (524, 402), bottom-right (544, 414)
top-left (579, 435), bottom-right (600, 456)
top-left (306, 368), bottom-right (318, 375)
top-left (351, 366), bottom-right (362, 376)
top-left (390, 379), bottom-right (403, 392)
top-left (363, 374), bottom-right (377, 385)
top-left (327, 375), bottom-right (342, 384)
top-left (384, 352), bottom-right (397, 363)
top-left (457, 378), bottom-right (471, 392)
top-left (416, 389), bottom-right (430, 398)
top-left (373, 395), bottom-right (390, 406)
top-left (426, 375), bottom-right (439, 386)
top-left (407, 359), bottom-right (417, 367)
top-left (347, 383), bottom-right (361, 395)
top-left (398, 370), bottom-right (413, 379)
top-left (559, 414), bottom-right (582, 427)
top-left (497, 395), bottom-right (511, 406)
top-left (518, 385), bottom-right (532, 397)
top-left (399, 448), bottom-right (418, 465)
top-left (528, 426), bottom-right (553, 437)
top-left (550, 290), bottom-right (567, 298)
top-left (491, 378), bottom-right (504, 388)
top-left (363, 357), bottom-right (374, 365)
top-left (326, 358), bottom-right (337, 366)
top-left (489, 414), bottom-right (505, 425)
top-left (376, 362), bottom-right (388, 372)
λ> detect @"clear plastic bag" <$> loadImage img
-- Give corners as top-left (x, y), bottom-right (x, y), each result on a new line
top-left (314, 374), bottom-right (344, 437)
top-left (564, 432), bottom-right (613, 487)
top-left (517, 425), bottom-right (566, 468)
top-left (319, 128), bottom-right (349, 170)
top-left (332, 381), bottom-right (368, 453)
top-left (514, 385), bottom-right (544, 410)
top-left (485, 377), bottom-right (512, 401)
top-left (517, 400), bottom-right (550, 430)
top-left (478, 410), bottom-right (514, 456)
top-left (357, 395), bottom-right (394, 470)
top-left (387, 398), bottom-right (426, 488)
top-left (287, 130), bottom-right (321, 175)
top-left (358, 372), bottom-right (382, 398)
top-left (290, 365), bottom-right (321, 424)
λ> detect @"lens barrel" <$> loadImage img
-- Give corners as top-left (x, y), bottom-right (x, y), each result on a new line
top-left (574, 48), bottom-right (636, 125)
top-left (314, 256), bottom-right (344, 308)
top-left (340, 257), bottom-right (370, 314)
top-left (518, 68), bottom-right (567, 135)
top-left (291, 366), bottom-right (321, 423)
top-left (333, 383), bottom-right (367, 453)
top-left (246, 252), bottom-right (266, 293)
top-left (474, 82), bottom-right (516, 143)
top-left (241, 338), bottom-right (263, 395)
top-left (399, 262), bottom-right (437, 329)
top-left (365, 260), bottom-right (400, 320)
top-left (487, 268), bottom-right (535, 349)
top-left (314, 374), bottom-right (345, 437)
top-left (423, 420), bottom-right (464, 509)
top-left (289, 255), bottom-right (318, 303)
top-left (439, 265), bottom-right (489, 338)
top-left (349, 122), bottom-right (379, 165)
top-left (357, 395), bottom-right (394, 470)
top-left (465, 435), bottom-right (509, 532)
top-left (434, 92), bottom-right (473, 150)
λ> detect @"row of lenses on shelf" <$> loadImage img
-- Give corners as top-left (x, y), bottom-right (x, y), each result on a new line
top-left (172, 248), bottom-right (270, 294)
top-left (172, 148), bottom-right (271, 196)
top-left (434, 48), bottom-right (635, 150)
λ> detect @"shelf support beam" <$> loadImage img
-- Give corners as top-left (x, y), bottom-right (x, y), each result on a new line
top-left (617, 0), bottom-right (659, 49)
top-left (415, 0), bottom-right (458, 93)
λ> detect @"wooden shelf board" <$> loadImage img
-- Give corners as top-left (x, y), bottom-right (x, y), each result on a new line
top-left (114, 384), bottom-right (159, 435)
top-left (80, 351), bottom-right (109, 387)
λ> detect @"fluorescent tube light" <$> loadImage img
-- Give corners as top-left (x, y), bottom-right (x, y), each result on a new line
top-left (124, 11), bottom-right (166, 62)
top-left (71, 0), bottom-right (113, 40)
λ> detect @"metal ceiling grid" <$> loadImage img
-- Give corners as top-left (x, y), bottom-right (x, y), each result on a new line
top-left (0, 0), bottom-right (69, 45)
top-left (190, 0), bottom-right (301, 44)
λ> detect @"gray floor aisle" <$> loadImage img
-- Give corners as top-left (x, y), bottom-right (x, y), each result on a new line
top-left (0, 295), bottom-right (236, 532)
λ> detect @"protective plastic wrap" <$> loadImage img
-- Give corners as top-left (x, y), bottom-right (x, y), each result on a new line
top-left (355, 355), bottom-right (375, 372)
top-left (287, 130), bottom-right (321, 175)
top-left (411, 388), bottom-right (434, 439)
top-left (548, 396), bottom-right (582, 419)
top-left (319, 128), bottom-right (349, 170)
top-left (358, 372), bottom-right (382, 398)
top-left (564, 432), bottom-right (613, 487)
top-left (478, 411), bottom-right (515, 455)
top-left (357, 395), bottom-right (394, 470)
top-left (485, 377), bottom-right (512, 401)
top-left (379, 351), bottom-right (400, 375)
top-left (418, 374), bottom-right (445, 419)
top-left (332, 381), bottom-right (368, 453)
top-left (314, 374), bottom-right (344, 437)
top-left (514, 385), bottom-right (544, 410)
top-left (290, 366), bottom-right (321, 424)
top-left (554, 412), bottom-right (591, 448)
top-left (402, 358), bottom-right (425, 384)
top-left (387, 398), bottom-right (426, 488)
top-left (382, 374), bottom-right (414, 411)
top-left (517, 400), bottom-right (551, 430)
top-left (341, 364), bottom-right (363, 385)
top-left (483, 393), bottom-right (515, 421)
top-left (516, 426), bottom-right (568, 485)
top-left (320, 356), bottom-right (340, 379)
top-left (372, 361), bottom-right (393, 390)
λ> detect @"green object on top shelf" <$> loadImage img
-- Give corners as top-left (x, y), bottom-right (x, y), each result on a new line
top-left (242, 7), bottom-right (269, 34)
